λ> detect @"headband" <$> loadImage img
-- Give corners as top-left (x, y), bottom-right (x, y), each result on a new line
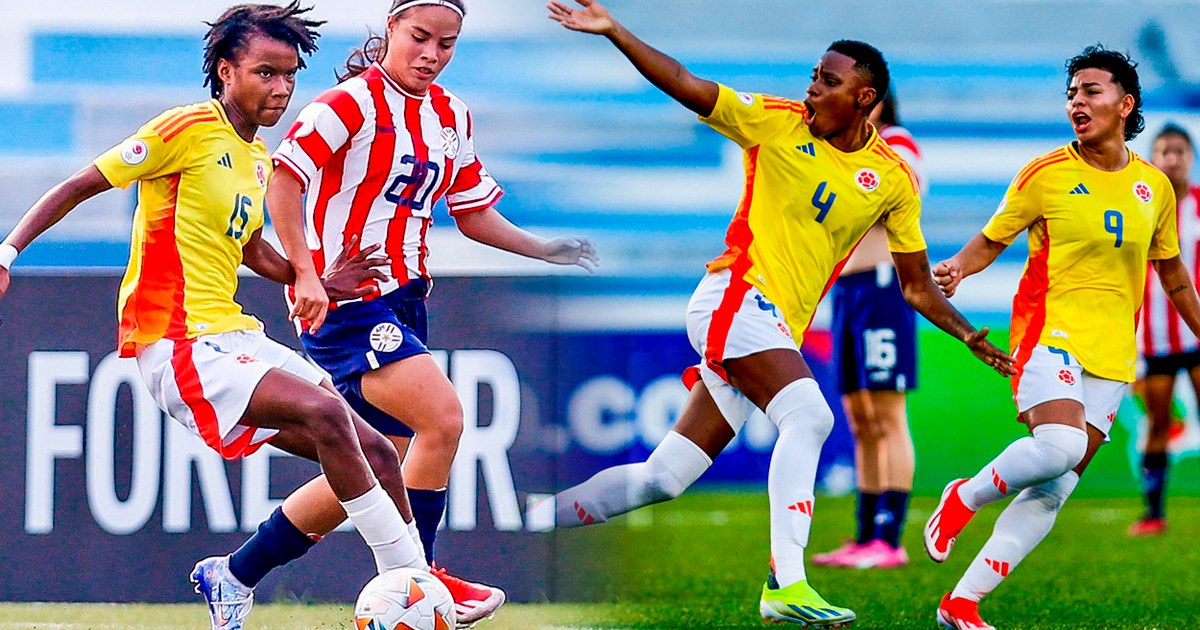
top-left (391, 0), bottom-right (464, 18)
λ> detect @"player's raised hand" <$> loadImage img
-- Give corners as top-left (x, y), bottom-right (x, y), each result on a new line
top-left (933, 258), bottom-right (964, 297)
top-left (322, 235), bottom-right (390, 302)
top-left (964, 327), bottom-right (1017, 376)
top-left (541, 236), bottom-right (600, 274)
top-left (547, 0), bottom-right (616, 36)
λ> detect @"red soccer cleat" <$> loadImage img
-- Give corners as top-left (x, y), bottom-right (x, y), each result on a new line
top-left (1128, 517), bottom-right (1168, 537)
top-left (430, 565), bottom-right (506, 626)
top-left (924, 479), bottom-right (977, 563)
top-left (936, 592), bottom-right (995, 630)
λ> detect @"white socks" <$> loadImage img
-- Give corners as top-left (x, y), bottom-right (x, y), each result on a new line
top-left (340, 484), bottom-right (426, 572)
top-left (408, 519), bottom-right (428, 567)
top-left (766, 379), bottom-right (834, 588)
top-left (555, 430), bottom-right (712, 528)
top-left (959, 424), bottom-right (1088, 511)
top-left (952, 471), bottom-right (1079, 601)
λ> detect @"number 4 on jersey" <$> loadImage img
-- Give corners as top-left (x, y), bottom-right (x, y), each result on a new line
top-left (812, 181), bottom-right (837, 223)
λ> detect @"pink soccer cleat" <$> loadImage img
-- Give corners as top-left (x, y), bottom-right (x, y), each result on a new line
top-left (811, 539), bottom-right (869, 567)
top-left (936, 592), bottom-right (996, 630)
top-left (924, 479), bottom-right (977, 563)
top-left (852, 539), bottom-right (908, 569)
top-left (1128, 517), bottom-right (1167, 537)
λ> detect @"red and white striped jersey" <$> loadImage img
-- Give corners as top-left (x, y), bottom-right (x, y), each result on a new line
top-left (1142, 185), bottom-right (1200, 358)
top-left (273, 63), bottom-right (502, 303)
top-left (879, 125), bottom-right (928, 195)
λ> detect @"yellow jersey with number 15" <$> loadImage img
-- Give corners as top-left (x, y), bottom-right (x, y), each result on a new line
top-left (983, 143), bottom-right (1179, 382)
top-left (93, 100), bottom-right (271, 357)
top-left (700, 84), bottom-right (926, 345)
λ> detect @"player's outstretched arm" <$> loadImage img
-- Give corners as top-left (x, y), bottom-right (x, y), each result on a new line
top-left (894, 250), bottom-right (1016, 376)
top-left (547, 0), bottom-right (719, 116)
top-left (455, 207), bottom-right (599, 273)
top-left (932, 232), bottom-right (1008, 298)
top-left (266, 168), bottom-right (329, 332)
top-left (0, 165), bottom-right (112, 301)
top-left (1155, 255), bottom-right (1200, 339)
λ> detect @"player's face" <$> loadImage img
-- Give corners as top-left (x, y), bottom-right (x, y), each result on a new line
top-left (385, 6), bottom-right (462, 95)
top-left (1152, 134), bottom-right (1194, 188)
top-left (804, 51), bottom-right (875, 137)
top-left (220, 35), bottom-right (300, 128)
top-left (1066, 68), bottom-right (1133, 145)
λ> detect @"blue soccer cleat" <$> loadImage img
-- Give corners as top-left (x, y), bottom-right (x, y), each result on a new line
top-left (190, 556), bottom-right (255, 630)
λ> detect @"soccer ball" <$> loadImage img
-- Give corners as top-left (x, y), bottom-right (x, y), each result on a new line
top-left (354, 568), bottom-right (456, 630)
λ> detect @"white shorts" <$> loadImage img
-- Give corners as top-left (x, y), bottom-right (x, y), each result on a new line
top-left (136, 328), bottom-right (326, 459)
top-left (1014, 344), bottom-right (1128, 438)
top-left (684, 269), bottom-right (800, 431)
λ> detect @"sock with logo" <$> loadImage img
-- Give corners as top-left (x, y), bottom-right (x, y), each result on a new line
top-left (1142, 451), bottom-right (1168, 519)
top-left (856, 492), bottom-right (880, 544)
top-left (877, 490), bottom-right (910, 548)
top-left (228, 507), bottom-right (318, 588)
top-left (951, 472), bottom-right (1078, 602)
top-left (958, 424), bottom-right (1088, 512)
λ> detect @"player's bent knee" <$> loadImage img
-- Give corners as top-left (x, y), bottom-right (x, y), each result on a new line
top-left (1032, 423), bottom-right (1089, 474)
top-left (768, 379), bottom-right (834, 439)
top-left (642, 431), bottom-right (713, 503)
top-left (303, 393), bottom-right (356, 445)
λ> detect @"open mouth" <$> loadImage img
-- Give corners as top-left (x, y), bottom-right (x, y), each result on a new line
top-left (802, 100), bottom-right (816, 126)
top-left (1072, 111), bottom-right (1091, 131)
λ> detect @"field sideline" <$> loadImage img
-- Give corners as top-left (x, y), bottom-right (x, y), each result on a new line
top-left (4, 492), bottom-right (1197, 630)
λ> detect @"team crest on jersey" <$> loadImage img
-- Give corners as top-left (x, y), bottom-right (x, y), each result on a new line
top-left (992, 198), bottom-right (1008, 217)
top-left (369, 323), bottom-right (405, 353)
top-left (1133, 181), bottom-right (1153, 202)
top-left (855, 168), bottom-right (880, 191)
top-left (255, 161), bottom-right (269, 188)
top-left (441, 127), bottom-right (460, 160)
top-left (1057, 369), bottom-right (1076, 386)
top-left (736, 91), bottom-right (755, 106)
top-left (120, 139), bottom-right (149, 166)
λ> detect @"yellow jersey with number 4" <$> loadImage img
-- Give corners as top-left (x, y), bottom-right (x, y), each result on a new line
top-left (983, 143), bottom-right (1180, 382)
top-left (700, 84), bottom-right (926, 344)
top-left (93, 100), bottom-right (271, 356)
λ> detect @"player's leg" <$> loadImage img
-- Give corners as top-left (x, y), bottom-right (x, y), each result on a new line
top-left (360, 353), bottom-right (463, 556)
top-left (858, 390), bottom-right (912, 567)
top-left (1133, 366), bottom-right (1175, 535)
top-left (938, 374), bottom-right (1123, 627)
top-left (812, 391), bottom-right (883, 567)
top-left (925, 345), bottom-right (1089, 562)
top-left (554, 379), bottom-right (729, 527)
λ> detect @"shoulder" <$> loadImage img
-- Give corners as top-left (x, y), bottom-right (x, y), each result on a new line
top-left (429, 83), bottom-right (467, 109)
top-left (880, 125), bottom-right (920, 155)
top-left (147, 100), bottom-right (225, 144)
top-left (869, 138), bottom-right (919, 197)
top-left (1012, 145), bottom-right (1075, 191)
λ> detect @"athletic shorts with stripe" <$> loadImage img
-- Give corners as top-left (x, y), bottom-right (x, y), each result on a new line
top-left (300, 280), bottom-right (431, 438)
top-left (683, 269), bottom-right (801, 431)
top-left (136, 329), bottom-right (326, 460)
top-left (1014, 343), bottom-right (1127, 440)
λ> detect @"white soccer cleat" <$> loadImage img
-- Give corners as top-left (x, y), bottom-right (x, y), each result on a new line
top-left (190, 556), bottom-right (254, 630)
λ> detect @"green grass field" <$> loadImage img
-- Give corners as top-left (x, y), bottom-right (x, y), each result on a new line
top-left (4, 492), bottom-right (1197, 630)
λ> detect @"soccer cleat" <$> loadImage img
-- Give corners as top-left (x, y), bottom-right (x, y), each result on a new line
top-left (1128, 517), bottom-right (1168, 537)
top-left (936, 592), bottom-right (995, 630)
top-left (811, 540), bottom-right (868, 567)
top-left (924, 479), bottom-right (976, 563)
top-left (431, 564), bottom-right (507, 626)
top-left (759, 570), bottom-right (855, 627)
top-left (851, 539), bottom-right (908, 569)
top-left (190, 556), bottom-right (254, 630)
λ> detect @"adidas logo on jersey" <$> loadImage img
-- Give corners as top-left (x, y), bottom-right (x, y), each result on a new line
top-left (217, 153), bottom-right (233, 169)
top-left (797, 143), bottom-right (816, 157)
top-left (1068, 183), bottom-right (1089, 195)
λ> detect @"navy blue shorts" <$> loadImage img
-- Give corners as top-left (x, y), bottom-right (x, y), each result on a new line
top-left (301, 280), bottom-right (431, 437)
top-left (831, 266), bottom-right (918, 394)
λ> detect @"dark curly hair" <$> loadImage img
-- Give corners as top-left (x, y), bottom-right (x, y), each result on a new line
top-left (826, 40), bottom-right (890, 108)
top-left (1065, 45), bottom-right (1144, 141)
top-left (203, 2), bottom-right (323, 98)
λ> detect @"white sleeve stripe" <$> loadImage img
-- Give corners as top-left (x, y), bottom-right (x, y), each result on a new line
top-left (272, 152), bottom-right (312, 188)
top-left (448, 186), bottom-right (503, 212)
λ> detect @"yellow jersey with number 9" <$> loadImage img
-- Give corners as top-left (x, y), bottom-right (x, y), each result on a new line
top-left (699, 84), bottom-right (926, 344)
top-left (93, 100), bottom-right (270, 357)
top-left (983, 143), bottom-right (1180, 382)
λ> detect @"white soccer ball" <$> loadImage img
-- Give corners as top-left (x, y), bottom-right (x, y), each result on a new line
top-left (354, 568), bottom-right (456, 630)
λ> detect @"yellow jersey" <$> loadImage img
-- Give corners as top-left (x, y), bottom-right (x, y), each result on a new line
top-left (94, 100), bottom-right (271, 357)
top-left (984, 143), bottom-right (1180, 382)
top-left (701, 84), bottom-right (926, 343)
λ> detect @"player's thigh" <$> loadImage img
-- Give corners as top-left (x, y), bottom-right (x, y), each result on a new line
top-left (867, 390), bottom-right (909, 437)
top-left (724, 348), bottom-right (815, 411)
top-left (244, 367), bottom-right (347, 434)
top-left (1072, 423), bottom-right (1109, 476)
top-left (1015, 345), bottom-right (1087, 432)
top-left (672, 379), bottom-right (736, 460)
top-left (360, 353), bottom-right (463, 436)
top-left (841, 390), bottom-right (882, 441)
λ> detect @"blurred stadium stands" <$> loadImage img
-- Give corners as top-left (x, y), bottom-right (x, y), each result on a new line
top-left (4, 0), bottom-right (1200, 304)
